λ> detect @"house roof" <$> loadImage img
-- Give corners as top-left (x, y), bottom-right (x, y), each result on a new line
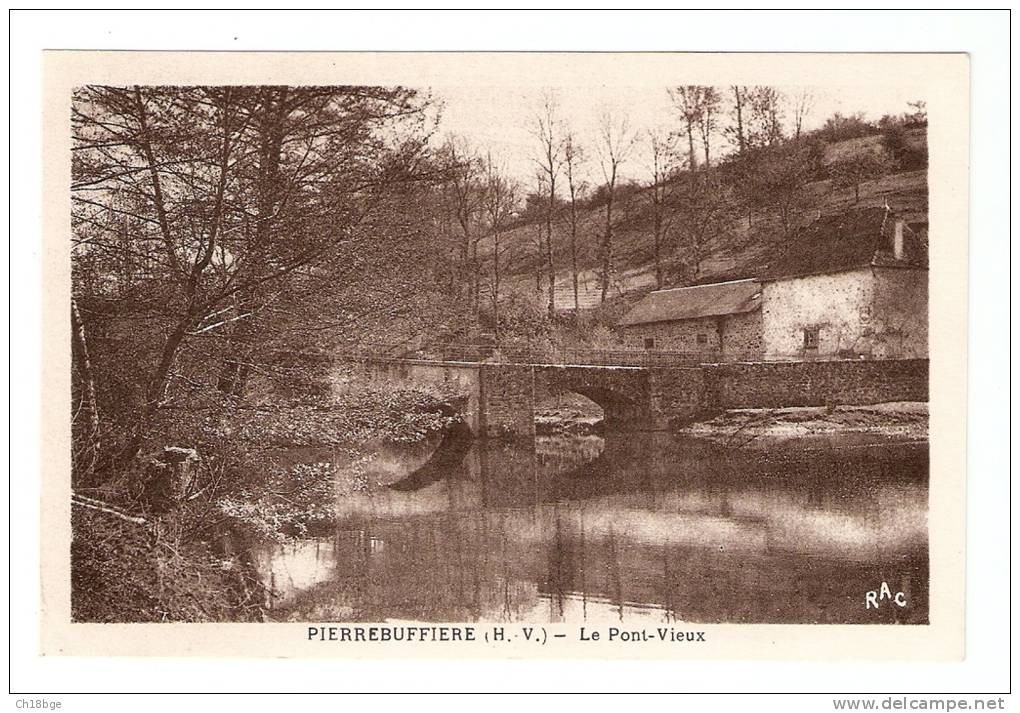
top-left (617, 279), bottom-right (762, 327)
top-left (617, 208), bottom-right (928, 329)
top-left (759, 206), bottom-right (926, 281)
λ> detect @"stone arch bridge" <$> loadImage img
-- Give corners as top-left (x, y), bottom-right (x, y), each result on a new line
top-left (346, 355), bottom-right (927, 438)
top-left (350, 358), bottom-right (703, 437)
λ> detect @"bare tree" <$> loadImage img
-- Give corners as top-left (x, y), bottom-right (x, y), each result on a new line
top-left (562, 131), bottom-right (586, 315)
top-left (442, 137), bottom-right (487, 313)
top-left (757, 144), bottom-right (812, 237)
top-left (727, 85), bottom-right (751, 155)
top-left (595, 110), bottom-right (637, 303)
top-left (525, 180), bottom-right (547, 297)
top-left (791, 89), bottom-right (814, 140)
top-left (531, 93), bottom-right (565, 317)
top-left (71, 294), bottom-right (101, 481)
top-left (906, 99), bottom-right (928, 126)
top-left (481, 154), bottom-right (518, 341)
top-left (828, 152), bottom-right (889, 204)
top-left (696, 87), bottom-right (722, 168)
top-left (673, 172), bottom-right (730, 284)
top-left (72, 84), bottom-right (433, 465)
top-left (749, 86), bottom-right (785, 148)
top-left (646, 129), bottom-right (679, 289)
top-left (668, 86), bottom-right (704, 170)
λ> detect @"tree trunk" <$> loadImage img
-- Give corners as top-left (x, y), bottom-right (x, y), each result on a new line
top-left (702, 106), bottom-right (712, 168)
top-left (217, 289), bottom-right (258, 397)
top-left (600, 182), bottom-right (615, 304)
top-left (570, 202), bottom-right (580, 316)
top-left (534, 224), bottom-right (544, 295)
top-left (218, 87), bottom-right (284, 395)
top-left (732, 87), bottom-right (746, 154)
top-left (653, 212), bottom-right (663, 289)
top-left (545, 221), bottom-right (556, 317)
top-left (120, 319), bottom-right (191, 465)
top-left (71, 296), bottom-right (101, 482)
top-left (472, 239), bottom-right (481, 315)
top-left (686, 124), bottom-right (697, 170)
top-left (461, 226), bottom-right (473, 304)
top-left (492, 233), bottom-right (501, 342)
top-left (545, 188), bottom-right (556, 317)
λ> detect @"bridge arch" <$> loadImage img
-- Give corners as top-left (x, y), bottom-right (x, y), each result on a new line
top-left (534, 366), bottom-right (654, 431)
top-left (537, 385), bottom-right (650, 430)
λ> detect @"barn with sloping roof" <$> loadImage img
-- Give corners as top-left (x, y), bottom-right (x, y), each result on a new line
top-left (616, 278), bottom-right (764, 359)
top-left (617, 207), bottom-right (928, 361)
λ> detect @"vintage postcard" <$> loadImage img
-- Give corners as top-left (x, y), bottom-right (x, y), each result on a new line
top-left (41, 51), bottom-right (968, 659)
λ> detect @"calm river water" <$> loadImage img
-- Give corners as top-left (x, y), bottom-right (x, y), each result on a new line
top-left (252, 430), bottom-right (928, 625)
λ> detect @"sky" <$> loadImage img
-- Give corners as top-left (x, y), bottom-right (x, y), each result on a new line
top-left (430, 84), bottom-right (925, 189)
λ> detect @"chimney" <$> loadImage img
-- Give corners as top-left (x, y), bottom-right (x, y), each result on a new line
top-left (893, 219), bottom-right (905, 260)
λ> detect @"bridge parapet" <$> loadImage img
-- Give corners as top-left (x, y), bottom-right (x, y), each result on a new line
top-left (339, 342), bottom-right (713, 368)
top-left (344, 353), bottom-right (929, 439)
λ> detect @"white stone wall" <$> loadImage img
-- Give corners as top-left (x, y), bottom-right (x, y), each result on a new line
top-left (761, 267), bottom-right (928, 360)
top-left (761, 268), bottom-right (877, 359)
top-left (869, 267), bottom-right (929, 358)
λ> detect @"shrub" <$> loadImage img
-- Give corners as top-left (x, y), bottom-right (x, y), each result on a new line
top-left (881, 125), bottom-right (928, 170)
top-left (815, 112), bottom-right (879, 143)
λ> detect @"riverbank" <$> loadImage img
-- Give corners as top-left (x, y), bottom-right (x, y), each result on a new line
top-left (71, 383), bottom-right (461, 623)
top-left (679, 401), bottom-right (928, 445)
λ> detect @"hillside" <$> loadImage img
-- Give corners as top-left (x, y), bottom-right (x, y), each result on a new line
top-left (497, 129), bottom-right (928, 314)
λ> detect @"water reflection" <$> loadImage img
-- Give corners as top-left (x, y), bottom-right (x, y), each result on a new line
top-left (256, 432), bottom-right (928, 625)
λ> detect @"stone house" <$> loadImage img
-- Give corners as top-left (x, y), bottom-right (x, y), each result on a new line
top-left (616, 207), bottom-right (928, 361)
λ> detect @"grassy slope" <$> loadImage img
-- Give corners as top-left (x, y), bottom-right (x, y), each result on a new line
top-left (497, 130), bottom-right (928, 312)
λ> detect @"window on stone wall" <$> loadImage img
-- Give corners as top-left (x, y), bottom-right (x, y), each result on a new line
top-left (643, 337), bottom-right (655, 350)
top-left (803, 327), bottom-right (820, 350)
top-left (696, 333), bottom-right (709, 345)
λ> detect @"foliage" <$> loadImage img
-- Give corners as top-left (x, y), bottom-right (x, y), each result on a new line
top-left (72, 84), bottom-right (442, 471)
top-left (478, 288), bottom-right (553, 343)
top-left (203, 386), bottom-right (461, 447)
top-left (881, 124), bottom-right (928, 170)
top-left (828, 152), bottom-right (891, 203)
top-left (71, 508), bottom-right (265, 622)
top-left (747, 144), bottom-right (815, 237)
top-left (669, 171), bottom-right (732, 283)
top-left (71, 367), bottom-right (459, 621)
top-left (815, 112), bottom-right (879, 143)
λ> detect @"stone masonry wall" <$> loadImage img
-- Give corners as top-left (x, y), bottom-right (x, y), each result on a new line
top-left (647, 367), bottom-right (709, 425)
top-left (619, 316), bottom-right (723, 355)
top-left (705, 358), bottom-right (928, 409)
top-left (352, 357), bottom-right (929, 438)
top-left (346, 360), bottom-right (483, 432)
top-left (719, 310), bottom-right (765, 360)
top-left (479, 364), bottom-right (536, 438)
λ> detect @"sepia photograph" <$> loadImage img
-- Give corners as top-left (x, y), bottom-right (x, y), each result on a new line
top-left (67, 76), bottom-right (933, 627)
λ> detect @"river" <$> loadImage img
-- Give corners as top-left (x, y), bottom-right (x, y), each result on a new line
top-left (251, 429), bottom-right (928, 625)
